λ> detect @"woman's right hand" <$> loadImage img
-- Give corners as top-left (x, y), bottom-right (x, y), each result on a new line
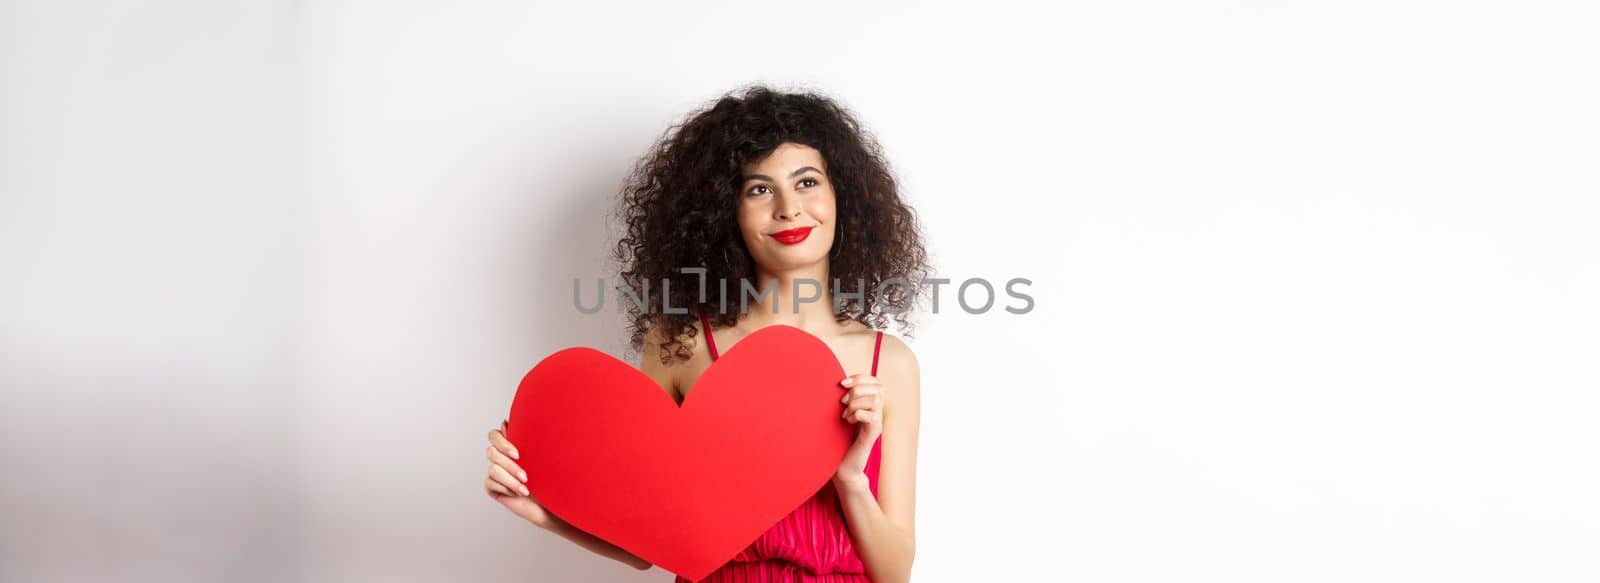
top-left (485, 419), bottom-right (552, 529)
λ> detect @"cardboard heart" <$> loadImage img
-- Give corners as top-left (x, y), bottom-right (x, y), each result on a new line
top-left (504, 324), bottom-right (853, 581)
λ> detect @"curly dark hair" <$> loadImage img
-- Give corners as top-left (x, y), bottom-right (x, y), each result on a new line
top-left (611, 83), bottom-right (931, 365)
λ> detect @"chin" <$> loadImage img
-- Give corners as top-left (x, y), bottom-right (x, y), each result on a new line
top-left (758, 248), bottom-right (827, 271)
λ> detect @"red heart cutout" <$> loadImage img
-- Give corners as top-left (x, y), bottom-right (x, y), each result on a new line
top-left (504, 324), bottom-right (853, 581)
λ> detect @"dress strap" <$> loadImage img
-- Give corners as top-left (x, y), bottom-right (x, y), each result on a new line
top-left (864, 330), bottom-right (886, 500)
top-left (698, 310), bottom-right (720, 361)
top-left (870, 331), bottom-right (883, 376)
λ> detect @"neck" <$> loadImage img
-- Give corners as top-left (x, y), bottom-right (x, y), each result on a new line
top-left (740, 260), bottom-right (838, 334)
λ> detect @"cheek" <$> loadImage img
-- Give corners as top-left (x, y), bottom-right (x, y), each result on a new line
top-left (735, 203), bottom-right (755, 227)
top-left (736, 207), bottom-right (764, 241)
top-left (808, 192), bottom-right (837, 221)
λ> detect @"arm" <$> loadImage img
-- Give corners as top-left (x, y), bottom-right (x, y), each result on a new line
top-left (486, 318), bottom-right (691, 572)
top-left (536, 512), bottom-right (653, 570)
top-left (539, 317), bottom-right (689, 571)
top-left (586, 315), bottom-right (693, 570)
top-left (836, 481), bottom-right (915, 583)
top-left (486, 423), bottom-right (654, 571)
top-left (833, 336), bottom-right (920, 583)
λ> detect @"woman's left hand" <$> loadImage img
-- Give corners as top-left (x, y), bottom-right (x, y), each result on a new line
top-left (834, 373), bottom-right (884, 489)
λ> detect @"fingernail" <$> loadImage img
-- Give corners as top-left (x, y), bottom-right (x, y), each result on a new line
top-left (841, 378), bottom-right (854, 386)
top-left (510, 448), bottom-right (520, 460)
top-left (841, 394), bottom-right (848, 404)
top-left (520, 486), bottom-right (530, 496)
top-left (519, 470), bottom-right (528, 482)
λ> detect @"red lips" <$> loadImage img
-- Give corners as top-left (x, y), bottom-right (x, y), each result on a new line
top-left (769, 226), bottom-right (814, 245)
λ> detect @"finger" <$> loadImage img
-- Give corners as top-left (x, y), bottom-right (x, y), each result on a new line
top-left (840, 374), bottom-right (881, 386)
top-left (843, 393), bottom-right (883, 413)
top-left (852, 411), bottom-right (882, 435)
top-left (843, 402), bottom-right (876, 421)
top-left (842, 387), bottom-right (883, 404)
top-left (840, 383), bottom-right (883, 403)
top-left (486, 446), bottom-right (527, 483)
top-left (485, 477), bottom-right (514, 497)
top-left (847, 409), bottom-right (883, 429)
top-left (490, 463), bottom-right (530, 496)
top-left (488, 428), bottom-right (520, 460)
top-left (840, 373), bottom-right (881, 388)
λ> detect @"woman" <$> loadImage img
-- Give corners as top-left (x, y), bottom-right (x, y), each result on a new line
top-left (483, 84), bottom-right (930, 582)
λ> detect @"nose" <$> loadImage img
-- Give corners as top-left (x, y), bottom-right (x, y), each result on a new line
top-left (774, 190), bottom-right (802, 221)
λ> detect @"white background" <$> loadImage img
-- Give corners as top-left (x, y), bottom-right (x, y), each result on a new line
top-left (3, 1), bottom-right (1597, 581)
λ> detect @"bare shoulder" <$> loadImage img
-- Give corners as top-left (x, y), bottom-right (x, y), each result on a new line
top-left (873, 332), bottom-right (921, 391)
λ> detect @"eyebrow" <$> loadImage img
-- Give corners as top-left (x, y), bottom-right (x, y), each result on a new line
top-left (742, 166), bottom-right (823, 183)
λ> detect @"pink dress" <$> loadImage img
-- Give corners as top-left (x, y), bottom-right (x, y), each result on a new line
top-left (675, 313), bottom-right (886, 583)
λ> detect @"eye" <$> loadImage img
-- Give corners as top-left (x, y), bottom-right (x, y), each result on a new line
top-left (798, 177), bottom-right (819, 189)
top-left (745, 184), bottom-right (770, 197)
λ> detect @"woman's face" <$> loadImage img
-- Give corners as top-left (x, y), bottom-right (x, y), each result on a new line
top-left (736, 142), bottom-right (838, 273)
